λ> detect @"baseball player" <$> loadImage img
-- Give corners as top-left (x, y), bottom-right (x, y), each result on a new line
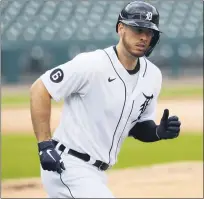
top-left (30, 1), bottom-right (181, 198)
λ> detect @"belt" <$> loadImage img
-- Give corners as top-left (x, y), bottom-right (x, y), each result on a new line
top-left (52, 140), bottom-right (109, 171)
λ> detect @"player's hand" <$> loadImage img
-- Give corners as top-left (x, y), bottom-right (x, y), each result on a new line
top-left (38, 140), bottom-right (65, 174)
top-left (156, 109), bottom-right (181, 139)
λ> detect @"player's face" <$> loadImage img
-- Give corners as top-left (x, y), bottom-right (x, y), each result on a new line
top-left (120, 24), bottom-right (154, 57)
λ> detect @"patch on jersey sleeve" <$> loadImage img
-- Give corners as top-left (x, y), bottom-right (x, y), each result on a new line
top-left (50, 68), bottom-right (64, 83)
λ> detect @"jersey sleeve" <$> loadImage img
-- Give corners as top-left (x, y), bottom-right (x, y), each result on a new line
top-left (138, 70), bottom-right (162, 122)
top-left (40, 53), bottom-right (94, 102)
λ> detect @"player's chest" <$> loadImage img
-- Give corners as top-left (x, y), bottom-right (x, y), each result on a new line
top-left (88, 73), bottom-right (155, 122)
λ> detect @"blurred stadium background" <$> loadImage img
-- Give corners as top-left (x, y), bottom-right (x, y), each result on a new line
top-left (1, 0), bottom-right (203, 84)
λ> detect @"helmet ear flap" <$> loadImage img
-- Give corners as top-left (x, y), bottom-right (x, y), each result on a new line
top-left (145, 31), bottom-right (160, 57)
top-left (116, 13), bottom-right (123, 33)
top-left (116, 21), bottom-right (119, 33)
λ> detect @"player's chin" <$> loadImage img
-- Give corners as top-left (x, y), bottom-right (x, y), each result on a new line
top-left (130, 49), bottom-right (146, 57)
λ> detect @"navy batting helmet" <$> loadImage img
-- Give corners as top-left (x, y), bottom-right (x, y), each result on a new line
top-left (116, 1), bottom-right (161, 57)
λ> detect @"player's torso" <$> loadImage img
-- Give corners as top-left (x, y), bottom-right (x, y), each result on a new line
top-left (54, 46), bottom-right (158, 165)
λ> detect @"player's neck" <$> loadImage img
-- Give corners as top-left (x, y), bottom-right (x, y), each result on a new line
top-left (116, 44), bottom-right (138, 71)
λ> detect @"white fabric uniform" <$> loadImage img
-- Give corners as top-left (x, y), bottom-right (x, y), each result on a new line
top-left (40, 46), bottom-right (162, 198)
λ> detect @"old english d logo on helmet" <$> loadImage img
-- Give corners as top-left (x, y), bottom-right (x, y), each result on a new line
top-left (145, 12), bottom-right (153, 21)
top-left (116, 1), bottom-right (161, 57)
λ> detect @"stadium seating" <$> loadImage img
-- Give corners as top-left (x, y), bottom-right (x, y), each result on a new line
top-left (1, 0), bottom-right (202, 83)
top-left (1, 0), bottom-right (202, 41)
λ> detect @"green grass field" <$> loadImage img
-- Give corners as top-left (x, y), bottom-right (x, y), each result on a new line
top-left (2, 133), bottom-right (203, 180)
top-left (2, 86), bottom-right (203, 108)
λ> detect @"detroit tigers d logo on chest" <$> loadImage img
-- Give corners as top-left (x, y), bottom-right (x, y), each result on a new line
top-left (132, 93), bottom-right (154, 123)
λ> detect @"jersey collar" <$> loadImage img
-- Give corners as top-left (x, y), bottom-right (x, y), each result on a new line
top-left (104, 46), bottom-right (148, 97)
top-left (104, 46), bottom-right (147, 80)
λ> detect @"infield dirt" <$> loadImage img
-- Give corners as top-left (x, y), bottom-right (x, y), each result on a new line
top-left (2, 99), bottom-right (203, 134)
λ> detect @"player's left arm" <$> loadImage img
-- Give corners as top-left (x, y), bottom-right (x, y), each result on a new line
top-left (129, 109), bottom-right (181, 142)
top-left (129, 71), bottom-right (181, 142)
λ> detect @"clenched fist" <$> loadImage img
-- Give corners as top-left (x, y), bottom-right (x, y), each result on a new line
top-left (38, 140), bottom-right (65, 174)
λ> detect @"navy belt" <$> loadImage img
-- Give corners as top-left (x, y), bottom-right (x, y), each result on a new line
top-left (52, 140), bottom-right (109, 171)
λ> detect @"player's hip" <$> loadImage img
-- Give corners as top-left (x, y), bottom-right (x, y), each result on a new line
top-left (40, 152), bottom-right (111, 198)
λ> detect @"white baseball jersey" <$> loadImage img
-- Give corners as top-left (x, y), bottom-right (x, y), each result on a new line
top-left (41, 46), bottom-right (162, 166)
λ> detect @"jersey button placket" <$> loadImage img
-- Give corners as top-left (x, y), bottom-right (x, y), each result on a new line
top-left (112, 100), bottom-right (131, 163)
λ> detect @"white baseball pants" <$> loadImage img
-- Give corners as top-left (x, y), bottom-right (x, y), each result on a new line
top-left (40, 150), bottom-right (115, 198)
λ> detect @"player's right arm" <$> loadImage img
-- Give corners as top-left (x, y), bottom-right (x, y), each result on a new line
top-left (30, 78), bottom-right (52, 142)
top-left (30, 78), bottom-right (66, 174)
top-left (30, 78), bottom-right (67, 174)
top-left (30, 52), bottom-right (94, 141)
top-left (29, 52), bottom-right (95, 173)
